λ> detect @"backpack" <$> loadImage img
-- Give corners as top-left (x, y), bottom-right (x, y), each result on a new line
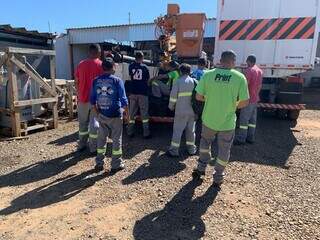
top-left (191, 79), bottom-right (204, 117)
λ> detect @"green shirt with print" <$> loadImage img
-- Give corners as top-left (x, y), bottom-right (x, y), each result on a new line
top-left (167, 70), bottom-right (180, 86)
top-left (196, 68), bottom-right (249, 131)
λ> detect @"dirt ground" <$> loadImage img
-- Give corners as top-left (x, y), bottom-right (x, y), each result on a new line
top-left (0, 109), bottom-right (319, 240)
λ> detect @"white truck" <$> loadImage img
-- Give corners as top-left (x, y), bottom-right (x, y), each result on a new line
top-left (214, 0), bottom-right (320, 120)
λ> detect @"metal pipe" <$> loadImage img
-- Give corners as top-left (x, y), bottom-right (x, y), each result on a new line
top-left (122, 55), bottom-right (153, 65)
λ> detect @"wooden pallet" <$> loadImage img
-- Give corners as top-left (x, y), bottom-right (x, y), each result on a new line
top-left (0, 47), bottom-right (58, 137)
top-left (20, 118), bottom-right (54, 136)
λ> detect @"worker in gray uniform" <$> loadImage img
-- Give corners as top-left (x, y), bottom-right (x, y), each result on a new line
top-left (150, 61), bottom-right (180, 99)
top-left (166, 64), bottom-right (197, 157)
top-left (90, 58), bottom-right (128, 172)
top-left (193, 51), bottom-right (249, 187)
top-left (234, 55), bottom-right (263, 145)
top-left (127, 51), bottom-right (151, 138)
top-left (75, 44), bottom-right (103, 154)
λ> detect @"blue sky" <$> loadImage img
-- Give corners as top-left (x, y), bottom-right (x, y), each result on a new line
top-left (0, 0), bottom-right (217, 34)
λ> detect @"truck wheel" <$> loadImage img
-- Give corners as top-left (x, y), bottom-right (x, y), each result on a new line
top-left (288, 110), bottom-right (300, 121)
top-left (276, 109), bottom-right (288, 119)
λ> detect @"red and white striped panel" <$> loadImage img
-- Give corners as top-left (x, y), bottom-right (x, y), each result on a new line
top-left (258, 103), bottom-right (306, 110)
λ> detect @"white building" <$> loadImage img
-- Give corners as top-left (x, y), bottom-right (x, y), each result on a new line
top-left (55, 19), bottom-right (319, 87)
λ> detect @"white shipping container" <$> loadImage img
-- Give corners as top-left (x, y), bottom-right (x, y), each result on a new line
top-left (214, 0), bottom-right (320, 78)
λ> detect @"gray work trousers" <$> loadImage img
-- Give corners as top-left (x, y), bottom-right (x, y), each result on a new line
top-left (151, 80), bottom-right (170, 98)
top-left (197, 125), bottom-right (235, 184)
top-left (96, 114), bottom-right (124, 169)
top-left (77, 102), bottom-right (98, 152)
top-left (169, 115), bottom-right (196, 156)
top-left (236, 103), bottom-right (257, 143)
top-left (127, 95), bottom-right (150, 137)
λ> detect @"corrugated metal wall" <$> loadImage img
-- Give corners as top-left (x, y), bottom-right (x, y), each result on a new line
top-left (68, 19), bottom-right (216, 44)
top-left (55, 34), bottom-right (72, 79)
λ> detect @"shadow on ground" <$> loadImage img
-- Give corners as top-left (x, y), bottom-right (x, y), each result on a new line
top-left (133, 179), bottom-right (220, 240)
top-left (0, 169), bottom-right (107, 215)
top-left (48, 132), bottom-right (78, 146)
top-left (0, 152), bottom-right (89, 188)
top-left (122, 149), bottom-right (188, 185)
top-left (231, 112), bottom-right (300, 168)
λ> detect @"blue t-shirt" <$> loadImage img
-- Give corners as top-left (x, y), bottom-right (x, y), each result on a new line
top-left (129, 62), bottom-right (150, 95)
top-left (90, 74), bottom-right (128, 118)
top-left (192, 69), bottom-right (205, 81)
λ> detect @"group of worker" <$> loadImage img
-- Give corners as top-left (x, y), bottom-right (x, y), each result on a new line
top-left (75, 43), bottom-right (262, 186)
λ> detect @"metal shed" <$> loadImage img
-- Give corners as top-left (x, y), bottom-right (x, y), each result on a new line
top-left (55, 19), bottom-right (216, 79)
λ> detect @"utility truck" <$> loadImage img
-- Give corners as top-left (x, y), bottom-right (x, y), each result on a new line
top-left (215, 0), bottom-right (320, 120)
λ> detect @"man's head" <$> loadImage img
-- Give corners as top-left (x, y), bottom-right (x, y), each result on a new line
top-left (88, 44), bottom-right (101, 59)
top-left (246, 55), bottom-right (256, 67)
top-left (179, 63), bottom-right (191, 76)
top-left (135, 51), bottom-right (144, 63)
top-left (220, 50), bottom-right (236, 68)
top-left (198, 58), bottom-right (207, 69)
top-left (169, 61), bottom-right (180, 71)
top-left (102, 57), bottom-right (115, 74)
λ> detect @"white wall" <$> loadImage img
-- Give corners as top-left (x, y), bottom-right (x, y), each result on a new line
top-left (55, 34), bottom-right (72, 79)
top-left (72, 44), bottom-right (89, 70)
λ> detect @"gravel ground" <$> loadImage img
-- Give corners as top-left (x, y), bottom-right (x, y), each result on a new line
top-left (0, 109), bottom-right (319, 240)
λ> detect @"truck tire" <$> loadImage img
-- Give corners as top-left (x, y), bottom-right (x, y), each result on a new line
top-left (288, 110), bottom-right (300, 121)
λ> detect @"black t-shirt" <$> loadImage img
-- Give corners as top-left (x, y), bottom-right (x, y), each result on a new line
top-left (129, 62), bottom-right (150, 95)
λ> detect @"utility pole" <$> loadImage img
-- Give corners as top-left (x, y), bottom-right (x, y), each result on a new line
top-left (48, 21), bottom-right (51, 33)
top-left (128, 12), bottom-right (131, 25)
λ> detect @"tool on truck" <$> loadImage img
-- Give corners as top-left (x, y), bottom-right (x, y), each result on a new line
top-left (122, 4), bottom-right (208, 122)
top-left (215, 0), bottom-right (320, 120)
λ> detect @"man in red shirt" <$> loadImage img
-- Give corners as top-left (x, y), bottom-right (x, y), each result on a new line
top-left (235, 55), bottom-right (263, 145)
top-left (75, 44), bottom-right (103, 153)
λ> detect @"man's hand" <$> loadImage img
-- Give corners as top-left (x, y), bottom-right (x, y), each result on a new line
top-left (237, 99), bottom-right (249, 109)
top-left (92, 105), bottom-right (99, 115)
top-left (196, 93), bottom-right (205, 102)
top-left (123, 106), bottom-right (129, 124)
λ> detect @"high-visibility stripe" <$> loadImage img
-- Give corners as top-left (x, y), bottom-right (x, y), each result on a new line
top-left (97, 148), bottom-right (106, 154)
top-left (200, 148), bottom-right (210, 153)
top-left (248, 124), bottom-right (256, 128)
top-left (178, 92), bottom-right (192, 97)
top-left (79, 131), bottom-right (89, 136)
top-left (142, 119), bottom-right (149, 123)
top-left (216, 158), bottom-right (228, 167)
top-left (186, 141), bottom-right (195, 146)
top-left (89, 134), bottom-right (98, 139)
top-left (112, 149), bottom-right (122, 155)
top-left (240, 125), bottom-right (248, 130)
top-left (170, 98), bottom-right (177, 103)
top-left (219, 17), bottom-right (316, 40)
top-left (152, 82), bottom-right (159, 86)
top-left (171, 141), bottom-right (180, 147)
top-left (129, 120), bottom-right (135, 124)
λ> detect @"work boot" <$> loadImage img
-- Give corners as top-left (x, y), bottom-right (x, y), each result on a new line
top-left (192, 169), bottom-right (205, 181)
top-left (94, 164), bottom-right (104, 172)
top-left (246, 139), bottom-right (255, 144)
top-left (144, 134), bottom-right (152, 139)
top-left (166, 150), bottom-right (180, 158)
top-left (233, 139), bottom-right (245, 146)
top-left (110, 165), bottom-right (125, 175)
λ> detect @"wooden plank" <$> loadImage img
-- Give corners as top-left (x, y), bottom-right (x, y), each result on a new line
top-left (0, 107), bottom-right (13, 114)
top-left (7, 56), bottom-right (21, 137)
top-left (0, 136), bottom-right (29, 142)
top-left (0, 53), bottom-right (8, 68)
top-left (6, 47), bottom-right (55, 56)
top-left (23, 124), bottom-right (47, 133)
top-left (50, 56), bottom-right (58, 129)
top-left (10, 56), bottom-right (56, 97)
top-left (66, 82), bottom-right (75, 119)
top-left (14, 97), bottom-right (57, 108)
